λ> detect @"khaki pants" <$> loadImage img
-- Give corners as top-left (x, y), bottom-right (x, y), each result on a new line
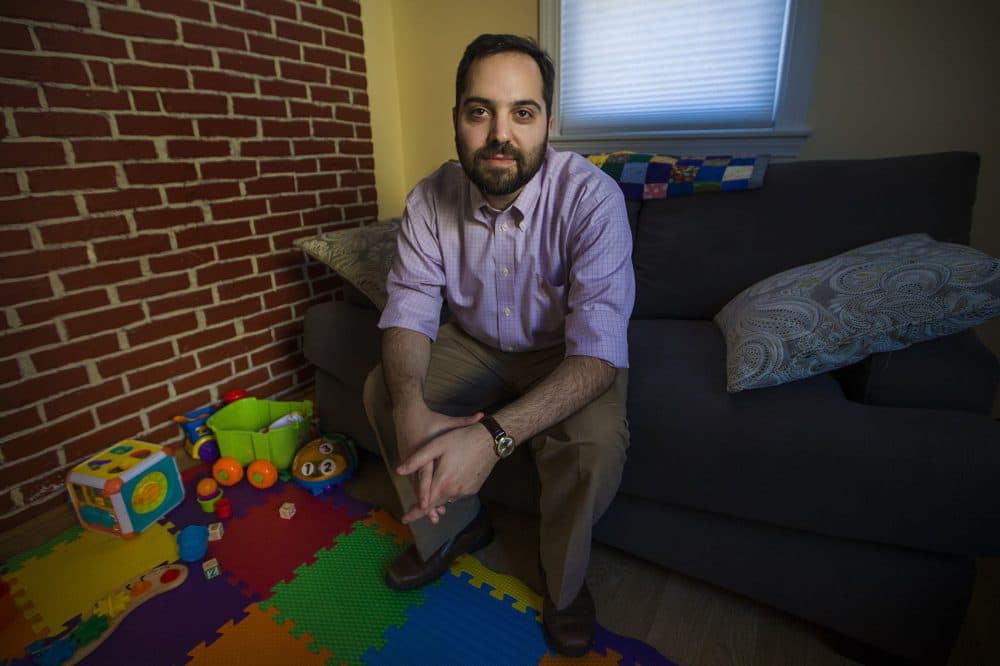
top-left (363, 323), bottom-right (629, 608)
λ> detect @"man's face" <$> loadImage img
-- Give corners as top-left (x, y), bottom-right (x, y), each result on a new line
top-left (454, 52), bottom-right (553, 209)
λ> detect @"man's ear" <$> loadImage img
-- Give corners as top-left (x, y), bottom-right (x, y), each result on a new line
top-left (452, 106), bottom-right (458, 129)
top-left (547, 113), bottom-right (554, 138)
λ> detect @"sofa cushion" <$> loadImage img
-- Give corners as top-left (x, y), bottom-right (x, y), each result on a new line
top-left (623, 318), bottom-right (1000, 555)
top-left (713, 233), bottom-right (1000, 392)
top-left (632, 152), bottom-right (981, 319)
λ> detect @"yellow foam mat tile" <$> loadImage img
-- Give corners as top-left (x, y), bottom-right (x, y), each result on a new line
top-left (188, 603), bottom-right (334, 664)
top-left (3, 521), bottom-right (179, 636)
top-left (450, 552), bottom-right (543, 616)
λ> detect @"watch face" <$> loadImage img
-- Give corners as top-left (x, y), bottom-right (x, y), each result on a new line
top-left (495, 435), bottom-right (515, 458)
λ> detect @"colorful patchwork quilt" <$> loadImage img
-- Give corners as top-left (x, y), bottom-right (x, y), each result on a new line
top-left (587, 151), bottom-right (768, 200)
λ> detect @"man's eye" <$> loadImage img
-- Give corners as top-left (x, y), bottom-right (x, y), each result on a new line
top-left (515, 109), bottom-right (534, 120)
top-left (469, 108), bottom-right (488, 118)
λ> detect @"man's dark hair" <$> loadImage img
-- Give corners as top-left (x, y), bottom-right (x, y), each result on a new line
top-left (455, 34), bottom-right (555, 117)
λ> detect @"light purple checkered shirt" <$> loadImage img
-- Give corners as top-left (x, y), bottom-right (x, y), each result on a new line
top-left (379, 147), bottom-right (635, 368)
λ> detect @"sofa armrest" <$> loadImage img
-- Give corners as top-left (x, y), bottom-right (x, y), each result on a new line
top-left (304, 300), bottom-right (382, 384)
top-left (833, 329), bottom-right (999, 414)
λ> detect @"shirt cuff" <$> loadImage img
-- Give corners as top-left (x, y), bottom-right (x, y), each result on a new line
top-left (564, 308), bottom-right (630, 368)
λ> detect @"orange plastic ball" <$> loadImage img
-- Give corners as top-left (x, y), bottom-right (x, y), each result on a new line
top-left (246, 459), bottom-right (278, 489)
top-left (212, 456), bottom-right (244, 486)
top-left (196, 477), bottom-right (219, 498)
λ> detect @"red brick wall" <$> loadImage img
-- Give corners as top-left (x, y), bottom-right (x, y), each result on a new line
top-left (0, 0), bottom-right (376, 532)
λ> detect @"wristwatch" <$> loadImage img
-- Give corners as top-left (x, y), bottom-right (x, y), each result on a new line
top-left (480, 415), bottom-right (516, 459)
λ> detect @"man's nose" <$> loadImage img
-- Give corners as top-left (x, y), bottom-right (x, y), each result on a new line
top-left (490, 115), bottom-right (511, 144)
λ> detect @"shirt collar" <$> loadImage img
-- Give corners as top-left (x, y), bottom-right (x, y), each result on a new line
top-left (468, 146), bottom-right (554, 228)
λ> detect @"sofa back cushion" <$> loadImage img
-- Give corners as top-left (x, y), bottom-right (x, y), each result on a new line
top-left (631, 152), bottom-right (981, 319)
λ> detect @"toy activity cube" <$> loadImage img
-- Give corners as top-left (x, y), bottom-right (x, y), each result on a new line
top-left (66, 440), bottom-right (184, 538)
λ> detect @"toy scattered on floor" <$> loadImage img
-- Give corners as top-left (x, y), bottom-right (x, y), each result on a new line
top-left (279, 502), bottom-right (296, 519)
top-left (262, 410), bottom-right (305, 433)
top-left (207, 397), bottom-right (313, 471)
top-left (246, 458), bottom-right (279, 489)
top-left (202, 558), bottom-right (222, 580)
top-left (172, 405), bottom-right (221, 463)
top-left (196, 477), bottom-right (224, 512)
top-left (291, 434), bottom-right (358, 496)
top-left (208, 521), bottom-right (224, 541)
top-left (177, 525), bottom-right (209, 562)
top-left (26, 563), bottom-right (188, 666)
top-left (215, 497), bottom-right (233, 519)
top-left (212, 456), bottom-right (244, 487)
top-left (66, 440), bottom-right (184, 538)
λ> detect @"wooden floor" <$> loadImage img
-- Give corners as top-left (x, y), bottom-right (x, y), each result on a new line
top-left (3, 446), bottom-right (997, 666)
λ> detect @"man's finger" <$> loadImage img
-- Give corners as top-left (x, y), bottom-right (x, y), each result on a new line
top-left (397, 440), bottom-right (440, 476)
top-left (417, 463), bottom-right (433, 510)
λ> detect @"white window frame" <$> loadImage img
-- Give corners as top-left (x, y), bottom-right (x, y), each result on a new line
top-left (539, 0), bottom-right (822, 157)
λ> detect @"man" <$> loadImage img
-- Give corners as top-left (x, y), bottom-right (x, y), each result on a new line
top-left (362, 33), bottom-right (634, 656)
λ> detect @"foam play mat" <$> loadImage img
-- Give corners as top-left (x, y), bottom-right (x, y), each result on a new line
top-left (1, 463), bottom-right (677, 665)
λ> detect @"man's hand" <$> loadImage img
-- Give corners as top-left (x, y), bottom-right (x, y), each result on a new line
top-left (397, 422), bottom-right (498, 524)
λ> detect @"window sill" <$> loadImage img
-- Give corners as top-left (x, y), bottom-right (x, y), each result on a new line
top-left (550, 127), bottom-right (811, 158)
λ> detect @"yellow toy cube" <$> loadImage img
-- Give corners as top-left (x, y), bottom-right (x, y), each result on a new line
top-left (66, 440), bottom-right (185, 538)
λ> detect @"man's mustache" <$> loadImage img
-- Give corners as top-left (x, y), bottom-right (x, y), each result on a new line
top-left (475, 142), bottom-right (521, 161)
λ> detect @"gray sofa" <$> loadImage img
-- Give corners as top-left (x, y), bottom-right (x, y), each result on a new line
top-left (303, 152), bottom-right (1000, 665)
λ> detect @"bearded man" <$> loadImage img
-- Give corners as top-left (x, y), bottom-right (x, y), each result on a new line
top-left (362, 33), bottom-right (634, 656)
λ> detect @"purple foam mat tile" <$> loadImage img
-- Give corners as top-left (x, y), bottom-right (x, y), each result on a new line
top-left (593, 623), bottom-right (678, 665)
top-left (315, 484), bottom-right (376, 521)
top-left (81, 562), bottom-right (262, 665)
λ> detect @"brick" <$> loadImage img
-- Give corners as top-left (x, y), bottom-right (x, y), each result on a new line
top-left (0, 82), bottom-right (39, 108)
top-left (85, 188), bottom-right (162, 214)
top-left (35, 27), bottom-right (128, 58)
top-left (260, 158), bottom-right (317, 174)
top-left (0, 366), bottom-right (89, 414)
top-left (43, 377), bottom-right (124, 421)
top-left (280, 60), bottom-right (326, 83)
top-left (139, 0), bottom-right (210, 22)
top-left (168, 140), bottom-right (232, 159)
top-left (61, 415), bottom-right (144, 463)
top-left (124, 162), bottom-right (198, 185)
top-left (196, 329), bottom-right (271, 365)
top-left (2, 411), bottom-right (90, 470)
top-left (0, 228), bottom-right (32, 251)
top-left (215, 5), bottom-right (270, 33)
top-left (1, 246), bottom-right (88, 279)
top-left (248, 34), bottom-right (299, 60)
top-left (296, 173), bottom-right (337, 191)
top-left (0, 54), bottom-right (89, 86)
top-left (177, 322), bottom-right (237, 355)
top-left (218, 274), bottom-right (271, 301)
top-left (211, 199), bottom-right (267, 221)
top-left (301, 5), bottom-right (345, 30)
top-left (196, 258), bottom-right (253, 285)
top-left (198, 118), bottom-right (257, 137)
top-left (134, 205), bottom-right (203, 230)
top-left (349, 55), bottom-right (366, 74)
top-left (126, 310), bottom-right (196, 345)
top-left (233, 97), bottom-right (287, 118)
top-left (242, 140), bottom-right (291, 157)
top-left (218, 237), bottom-right (271, 260)
top-left (310, 85), bottom-right (350, 104)
top-left (192, 70), bottom-right (254, 94)
top-left (338, 139), bottom-right (372, 155)
top-left (148, 247), bottom-right (213, 273)
top-left (317, 155), bottom-right (356, 171)
top-left (132, 90), bottom-right (161, 112)
top-left (28, 166), bottom-right (117, 193)
top-left (160, 92), bottom-right (227, 115)
top-left (246, 175), bottom-right (293, 195)
top-left (115, 63), bottom-right (189, 90)
top-left (183, 22), bottom-right (246, 51)
top-left (269, 193), bottom-right (315, 213)
top-left (94, 234), bottom-right (172, 261)
top-left (31, 333), bottom-right (120, 372)
top-left (220, 366), bottom-right (269, 395)
top-left (73, 139), bottom-right (157, 163)
top-left (61, 260), bottom-right (143, 291)
top-left (0, 409), bottom-right (44, 451)
top-left (302, 205), bottom-right (344, 225)
top-left (116, 114), bottom-right (194, 136)
top-left (254, 212), bottom-right (301, 232)
top-left (171, 362), bottom-right (233, 397)
top-left (340, 171), bottom-right (375, 187)
top-left (145, 389), bottom-right (213, 430)
top-left (87, 60), bottom-right (113, 87)
top-left (1, 324), bottom-right (61, 358)
top-left (146, 288), bottom-right (213, 317)
top-left (328, 70), bottom-right (366, 90)
top-left (43, 86), bottom-right (130, 111)
top-left (0, 173), bottom-right (20, 196)
top-left (0, 20), bottom-right (34, 50)
top-left (219, 52), bottom-right (276, 78)
top-left (0, 276), bottom-right (54, 307)
top-left (100, 7), bottom-right (178, 40)
top-left (325, 31), bottom-right (364, 55)
top-left (200, 160), bottom-right (258, 180)
top-left (355, 125), bottom-right (372, 139)
top-left (97, 384), bottom-right (170, 424)
top-left (165, 181), bottom-right (241, 204)
top-left (40, 215), bottom-right (129, 244)
top-left (0, 2), bottom-right (90, 27)
top-left (15, 111), bottom-right (110, 138)
top-left (261, 119), bottom-right (310, 137)
top-left (290, 100), bottom-right (333, 119)
top-left (259, 249), bottom-right (305, 273)
top-left (125, 356), bottom-right (197, 389)
top-left (0, 357), bottom-right (21, 384)
top-left (65, 304), bottom-right (145, 339)
top-left (303, 45), bottom-right (347, 69)
top-left (119, 273), bottom-right (190, 303)
top-left (133, 42), bottom-right (213, 68)
top-left (321, 0), bottom-right (361, 17)
top-left (18, 290), bottom-right (110, 326)
top-left (246, 0), bottom-right (296, 20)
top-left (275, 19), bottom-right (322, 45)
top-left (346, 15), bottom-right (363, 34)
top-left (335, 106), bottom-right (369, 124)
top-left (259, 79), bottom-right (308, 100)
top-left (294, 139), bottom-right (336, 156)
top-left (175, 220), bottom-right (252, 247)
top-left (343, 202), bottom-right (376, 219)
top-left (312, 120), bottom-right (352, 138)
top-left (96, 340), bottom-right (173, 378)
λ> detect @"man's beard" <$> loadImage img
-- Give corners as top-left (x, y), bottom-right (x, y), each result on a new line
top-left (457, 135), bottom-right (547, 199)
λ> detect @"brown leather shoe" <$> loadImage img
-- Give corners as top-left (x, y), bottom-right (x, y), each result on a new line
top-left (385, 506), bottom-right (493, 591)
top-left (543, 583), bottom-right (596, 657)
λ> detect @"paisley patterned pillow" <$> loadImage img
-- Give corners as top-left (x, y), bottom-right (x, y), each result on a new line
top-left (714, 233), bottom-right (1000, 392)
top-left (294, 218), bottom-right (400, 310)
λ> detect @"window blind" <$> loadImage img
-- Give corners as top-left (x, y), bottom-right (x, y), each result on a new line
top-left (558, 0), bottom-right (790, 135)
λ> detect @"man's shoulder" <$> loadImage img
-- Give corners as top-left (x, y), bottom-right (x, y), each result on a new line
top-left (544, 148), bottom-right (621, 196)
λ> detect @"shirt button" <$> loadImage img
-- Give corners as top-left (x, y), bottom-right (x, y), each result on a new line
top-left (506, 345), bottom-right (514, 351)
top-left (503, 307), bottom-right (511, 317)
top-left (500, 267), bottom-right (509, 276)
top-left (500, 223), bottom-right (509, 231)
